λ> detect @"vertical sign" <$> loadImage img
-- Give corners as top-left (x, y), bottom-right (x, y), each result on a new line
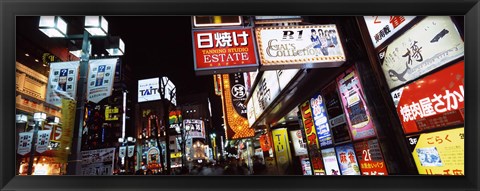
top-left (300, 156), bottom-right (313, 175)
top-left (300, 101), bottom-right (325, 175)
top-left (17, 132), bottom-right (33, 155)
top-left (310, 93), bottom-right (333, 148)
top-left (354, 139), bottom-right (388, 175)
top-left (46, 61), bottom-right (80, 107)
top-left (337, 66), bottom-right (376, 141)
top-left (127, 145), bottom-right (135, 158)
top-left (321, 81), bottom-right (351, 143)
top-left (289, 130), bottom-right (308, 156)
top-left (272, 128), bottom-right (292, 175)
top-left (54, 98), bottom-right (76, 163)
top-left (321, 148), bottom-right (341, 175)
top-left (35, 130), bottom-right (52, 154)
top-left (335, 144), bottom-right (361, 175)
top-left (363, 16), bottom-right (416, 48)
top-left (119, 146), bottom-right (126, 158)
top-left (87, 58), bottom-right (117, 103)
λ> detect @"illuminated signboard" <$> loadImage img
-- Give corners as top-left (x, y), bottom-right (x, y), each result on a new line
top-left (138, 78), bottom-right (160, 103)
top-left (272, 128), bottom-right (293, 175)
top-left (321, 81), bottom-right (351, 143)
top-left (354, 139), bottom-right (388, 175)
top-left (411, 127), bottom-right (464, 175)
top-left (335, 144), bottom-right (361, 175)
top-left (337, 66), bottom-right (377, 141)
top-left (378, 16), bottom-right (464, 90)
top-left (87, 58), bottom-right (118, 103)
top-left (193, 16), bottom-right (242, 27)
top-left (192, 28), bottom-right (258, 75)
top-left (255, 25), bottom-right (346, 70)
top-left (363, 16), bottom-right (416, 48)
top-left (222, 74), bottom-right (254, 140)
top-left (289, 130), bottom-right (308, 156)
top-left (321, 148), bottom-right (341, 175)
top-left (183, 119), bottom-right (205, 139)
top-left (105, 106), bottom-right (119, 121)
top-left (310, 93), bottom-right (333, 148)
top-left (46, 61), bottom-right (80, 107)
top-left (391, 61), bottom-right (464, 134)
top-left (299, 100), bottom-right (325, 175)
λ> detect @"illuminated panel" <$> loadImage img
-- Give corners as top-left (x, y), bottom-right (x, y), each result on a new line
top-left (222, 74), bottom-right (254, 140)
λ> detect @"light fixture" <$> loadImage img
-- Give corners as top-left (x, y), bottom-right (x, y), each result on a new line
top-left (35, 59), bottom-right (39, 62)
top-left (105, 36), bottom-right (125, 56)
top-left (118, 137), bottom-right (125, 143)
top-left (33, 112), bottom-right (47, 122)
top-left (39, 16), bottom-right (68, 38)
top-left (84, 16), bottom-right (108, 36)
top-left (69, 42), bottom-right (92, 58)
top-left (46, 116), bottom-right (60, 125)
top-left (127, 137), bottom-right (135, 142)
top-left (25, 53), bottom-right (30, 57)
top-left (16, 114), bottom-right (28, 123)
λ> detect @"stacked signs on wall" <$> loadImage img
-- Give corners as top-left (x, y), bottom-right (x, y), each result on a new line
top-left (222, 73), bottom-right (254, 140)
top-left (299, 101), bottom-right (325, 175)
top-left (377, 16), bottom-right (464, 90)
top-left (391, 61), bottom-right (464, 134)
top-left (87, 58), bottom-right (118, 103)
top-left (336, 66), bottom-right (376, 141)
top-left (193, 28), bottom-right (258, 75)
top-left (255, 25), bottom-right (346, 70)
top-left (46, 61), bottom-right (80, 107)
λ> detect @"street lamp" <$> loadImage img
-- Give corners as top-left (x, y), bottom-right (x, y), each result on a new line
top-left (26, 112), bottom-right (47, 175)
top-left (118, 136), bottom-right (136, 173)
top-left (39, 16), bottom-right (125, 175)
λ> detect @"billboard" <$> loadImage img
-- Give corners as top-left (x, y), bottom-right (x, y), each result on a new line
top-left (363, 16), bottom-right (416, 48)
top-left (255, 25), bottom-right (346, 70)
top-left (335, 144), bottom-right (361, 175)
top-left (354, 139), bottom-right (388, 175)
top-left (299, 100), bottom-right (325, 175)
top-left (192, 28), bottom-right (258, 75)
top-left (45, 61), bottom-right (79, 107)
top-left (391, 61), bottom-right (464, 134)
top-left (378, 16), bottom-right (464, 90)
top-left (138, 78), bottom-right (160, 103)
top-left (337, 66), bottom-right (376, 141)
top-left (183, 119), bottom-right (206, 139)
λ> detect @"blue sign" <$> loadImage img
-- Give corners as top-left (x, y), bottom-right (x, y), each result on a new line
top-left (310, 93), bottom-right (333, 148)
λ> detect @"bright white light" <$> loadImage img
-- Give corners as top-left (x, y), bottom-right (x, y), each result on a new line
top-left (85, 16), bottom-right (108, 36)
top-left (39, 16), bottom-right (67, 38)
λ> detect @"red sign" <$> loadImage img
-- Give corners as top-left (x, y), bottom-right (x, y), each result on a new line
top-left (354, 139), bottom-right (388, 175)
top-left (299, 101), bottom-right (325, 175)
top-left (392, 61), bottom-right (464, 134)
top-left (193, 28), bottom-right (258, 75)
top-left (259, 134), bottom-right (271, 152)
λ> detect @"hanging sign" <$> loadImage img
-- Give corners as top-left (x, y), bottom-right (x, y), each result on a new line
top-left (222, 74), bottom-right (254, 140)
top-left (46, 61), bottom-right (80, 107)
top-left (193, 28), bottom-right (258, 75)
top-left (35, 130), bottom-right (52, 153)
top-left (310, 93), bottom-right (333, 148)
top-left (299, 100), bottom-right (325, 175)
top-left (119, 146), bottom-right (126, 158)
top-left (87, 58), bottom-right (117, 103)
top-left (412, 127), bottom-right (464, 175)
top-left (272, 128), bottom-right (292, 175)
top-left (391, 61), bottom-right (464, 134)
top-left (17, 132), bottom-right (34, 156)
top-left (335, 144), bottom-right (361, 175)
top-left (378, 16), bottom-right (464, 90)
top-left (321, 147), bottom-right (341, 175)
top-left (127, 145), bottom-right (135, 158)
top-left (363, 16), bottom-right (416, 48)
top-left (53, 99), bottom-right (76, 163)
top-left (337, 66), bottom-right (376, 141)
top-left (354, 139), bottom-right (388, 175)
top-left (255, 25), bottom-right (346, 70)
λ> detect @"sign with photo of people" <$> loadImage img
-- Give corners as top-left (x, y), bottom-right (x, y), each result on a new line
top-left (46, 61), bottom-right (80, 107)
top-left (87, 58), bottom-right (118, 103)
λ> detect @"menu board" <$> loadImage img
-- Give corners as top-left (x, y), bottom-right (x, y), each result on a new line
top-left (321, 148), bottom-right (341, 175)
top-left (411, 127), bottom-right (464, 175)
top-left (337, 66), bottom-right (376, 141)
top-left (391, 61), bottom-right (464, 134)
top-left (335, 144), bottom-right (361, 175)
top-left (310, 93), bottom-right (333, 148)
top-left (354, 139), bottom-right (388, 175)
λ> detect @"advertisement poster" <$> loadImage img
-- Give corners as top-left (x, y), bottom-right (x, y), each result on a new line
top-left (44, 124), bottom-right (62, 150)
top-left (321, 148), bottom-right (341, 175)
top-left (87, 58), bottom-right (117, 103)
top-left (147, 147), bottom-right (161, 168)
top-left (378, 16), bottom-right (464, 90)
top-left (391, 61), bottom-right (464, 134)
top-left (310, 93), bottom-right (333, 148)
top-left (193, 28), bottom-right (258, 75)
top-left (335, 144), bottom-right (361, 175)
top-left (35, 130), bottom-right (52, 154)
top-left (81, 148), bottom-right (116, 175)
top-left (54, 99), bottom-right (76, 163)
top-left (222, 74), bottom-right (254, 140)
top-left (119, 146), bottom-right (126, 158)
top-left (45, 61), bottom-right (79, 107)
top-left (127, 145), bottom-right (135, 157)
top-left (17, 132), bottom-right (33, 156)
top-left (289, 130), bottom-right (308, 156)
top-left (138, 78), bottom-right (160, 103)
top-left (255, 25), bottom-right (346, 70)
top-left (300, 156), bottom-right (313, 175)
top-left (272, 128), bottom-right (292, 175)
top-left (337, 66), bottom-right (376, 141)
top-left (183, 119), bottom-right (206, 139)
top-left (412, 127), bottom-right (464, 175)
top-left (363, 16), bottom-right (416, 48)
top-left (299, 100), bottom-right (325, 175)
top-left (354, 139), bottom-right (388, 175)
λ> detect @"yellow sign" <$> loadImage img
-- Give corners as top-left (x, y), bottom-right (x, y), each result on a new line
top-left (105, 106), bottom-right (119, 121)
top-left (412, 127), bottom-right (464, 175)
top-left (272, 128), bottom-right (292, 175)
top-left (171, 152), bottom-right (182, 159)
top-left (53, 99), bottom-right (77, 163)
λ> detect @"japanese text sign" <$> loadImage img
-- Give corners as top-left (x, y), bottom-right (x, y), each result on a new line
top-left (193, 28), bottom-right (258, 75)
top-left (183, 119), bottom-right (206, 139)
top-left (222, 74), bottom-right (254, 140)
top-left (310, 93), bottom-right (333, 148)
top-left (87, 58), bottom-right (117, 103)
top-left (391, 61), bottom-right (464, 134)
top-left (289, 130), bottom-right (308, 156)
top-left (299, 100), bottom-right (325, 175)
top-left (363, 16), bottom-right (416, 48)
top-left (378, 16), bottom-right (464, 90)
top-left (335, 144), bottom-right (361, 175)
top-left (337, 66), bottom-right (376, 141)
top-left (354, 139), bottom-right (388, 175)
top-left (46, 61), bottom-right (79, 107)
top-left (255, 25), bottom-right (346, 70)
top-left (412, 127), bottom-right (464, 175)
top-left (321, 148), bottom-right (341, 175)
